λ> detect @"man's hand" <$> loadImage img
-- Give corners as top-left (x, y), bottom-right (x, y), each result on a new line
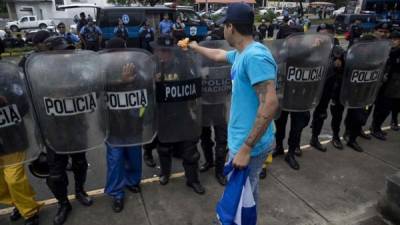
top-left (122, 63), bottom-right (136, 82)
top-left (188, 40), bottom-right (199, 50)
top-left (233, 145), bottom-right (251, 169)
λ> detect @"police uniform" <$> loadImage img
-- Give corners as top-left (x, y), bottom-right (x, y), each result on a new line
top-left (310, 25), bottom-right (345, 151)
top-left (152, 38), bottom-right (205, 195)
top-left (199, 104), bottom-right (228, 185)
top-left (273, 27), bottom-right (308, 170)
top-left (80, 19), bottom-right (102, 51)
top-left (26, 36), bottom-right (94, 225)
top-left (371, 30), bottom-right (400, 138)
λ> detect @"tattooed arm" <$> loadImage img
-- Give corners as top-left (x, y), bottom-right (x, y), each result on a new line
top-left (233, 80), bottom-right (279, 169)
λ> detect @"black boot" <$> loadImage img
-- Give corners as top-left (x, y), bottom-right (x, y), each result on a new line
top-left (215, 173), bottom-right (227, 186)
top-left (359, 130), bottom-right (371, 140)
top-left (285, 153), bottom-right (300, 170)
top-left (10, 207), bottom-right (21, 221)
top-left (331, 136), bottom-right (343, 150)
top-left (53, 201), bottom-right (72, 225)
top-left (75, 191), bottom-right (93, 206)
top-left (272, 145), bottom-right (284, 158)
top-left (370, 129), bottom-right (387, 141)
top-left (24, 214), bottom-right (39, 225)
top-left (199, 162), bottom-right (214, 173)
top-left (310, 136), bottom-right (327, 152)
top-left (186, 182), bottom-right (206, 195)
top-left (112, 198), bottom-right (124, 213)
top-left (347, 141), bottom-right (364, 152)
top-left (159, 175), bottom-right (170, 185)
top-left (294, 147), bottom-right (303, 157)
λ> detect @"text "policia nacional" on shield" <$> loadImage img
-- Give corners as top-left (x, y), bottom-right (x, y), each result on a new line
top-left (287, 66), bottom-right (324, 82)
top-left (44, 92), bottom-right (97, 116)
top-left (0, 104), bottom-right (22, 128)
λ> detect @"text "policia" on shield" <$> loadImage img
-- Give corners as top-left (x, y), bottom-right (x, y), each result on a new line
top-left (44, 92), bottom-right (97, 116)
top-left (287, 66), bottom-right (324, 82)
top-left (106, 89), bottom-right (148, 110)
top-left (0, 104), bottom-right (22, 128)
top-left (350, 70), bottom-right (381, 83)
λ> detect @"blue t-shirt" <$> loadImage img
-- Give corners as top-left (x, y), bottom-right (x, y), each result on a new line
top-left (226, 42), bottom-right (277, 157)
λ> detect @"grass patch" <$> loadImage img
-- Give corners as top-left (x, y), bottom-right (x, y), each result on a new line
top-left (1, 46), bottom-right (34, 57)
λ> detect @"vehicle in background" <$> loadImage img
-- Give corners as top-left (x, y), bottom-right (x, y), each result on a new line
top-left (6, 16), bottom-right (54, 32)
top-left (57, 4), bottom-right (209, 47)
top-left (332, 7), bottom-right (345, 17)
top-left (210, 7), bottom-right (227, 17)
top-left (334, 14), bottom-right (377, 34)
top-left (259, 7), bottom-right (283, 16)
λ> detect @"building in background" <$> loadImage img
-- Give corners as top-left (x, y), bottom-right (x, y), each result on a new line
top-left (5, 0), bottom-right (108, 22)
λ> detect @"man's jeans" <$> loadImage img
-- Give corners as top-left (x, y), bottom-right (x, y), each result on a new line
top-left (228, 144), bottom-right (273, 202)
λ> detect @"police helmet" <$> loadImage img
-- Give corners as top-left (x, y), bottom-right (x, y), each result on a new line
top-left (28, 152), bottom-right (49, 179)
top-left (390, 30), bottom-right (400, 39)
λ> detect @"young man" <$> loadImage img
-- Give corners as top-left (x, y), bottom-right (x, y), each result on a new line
top-left (189, 3), bottom-right (278, 201)
top-left (57, 22), bottom-right (80, 45)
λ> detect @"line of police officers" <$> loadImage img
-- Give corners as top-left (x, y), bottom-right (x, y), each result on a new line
top-left (0, 20), bottom-right (399, 225)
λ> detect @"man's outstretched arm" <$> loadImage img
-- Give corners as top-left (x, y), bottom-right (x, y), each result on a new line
top-left (189, 41), bottom-right (228, 63)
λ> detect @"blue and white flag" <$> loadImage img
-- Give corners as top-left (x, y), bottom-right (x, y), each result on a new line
top-left (216, 161), bottom-right (257, 225)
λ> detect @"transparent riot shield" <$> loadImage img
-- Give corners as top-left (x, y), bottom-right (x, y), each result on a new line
top-left (25, 50), bottom-right (106, 154)
top-left (198, 40), bottom-right (232, 126)
top-left (340, 40), bottom-right (392, 108)
top-left (280, 33), bottom-right (334, 111)
top-left (153, 46), bottom-right (202, 143)
top-left (99, 49), bottom-right (157, 147)
top-left (0, 62), bottom-right (40, 168)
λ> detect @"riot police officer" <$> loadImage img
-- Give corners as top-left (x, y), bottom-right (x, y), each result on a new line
top-left (310, 24), bottom-right (345, 151)
top-left (152, 37), bottom-right (205, 194)
top-left (370, 30), bottom-right (400, 140)
top-left (273, 24), bottom-right (307, 170)
top-left (25, 36), bottom-right (95, 225)
top-left (347, 19), bottom-right (363, 47)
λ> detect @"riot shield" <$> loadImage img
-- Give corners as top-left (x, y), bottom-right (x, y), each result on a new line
top-left (153, 46), bottom-right (202, 143)
top-left (264, 39), bottom-right (286, 118)
top-left (99, 49), bottom-right (157, 147)
top-left (0, 62), bottom-right (40, 168)
top-left (198, 40), bottom-right (232, 126)
top-left (280, 34), bottom-right (334, 111)
top-left (25, 50), bottom-right (106, 154)
top-left (384, 71), bottom-right (400, 98)
top-left (340, 40), bottom-right (391, 108)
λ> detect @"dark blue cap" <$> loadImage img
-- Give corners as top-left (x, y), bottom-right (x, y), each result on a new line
top-left (221, 3), bottom-right (254, 24)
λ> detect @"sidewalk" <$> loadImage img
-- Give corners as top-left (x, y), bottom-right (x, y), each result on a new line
top-left (0, 130), bottom-right (399, 225)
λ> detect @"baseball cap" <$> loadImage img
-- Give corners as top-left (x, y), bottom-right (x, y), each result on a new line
top-left (221, 3), bottom-right (254, 24)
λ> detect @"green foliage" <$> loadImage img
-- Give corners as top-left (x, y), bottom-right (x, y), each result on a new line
top-left (0, 0), bottom-right (7, 13)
